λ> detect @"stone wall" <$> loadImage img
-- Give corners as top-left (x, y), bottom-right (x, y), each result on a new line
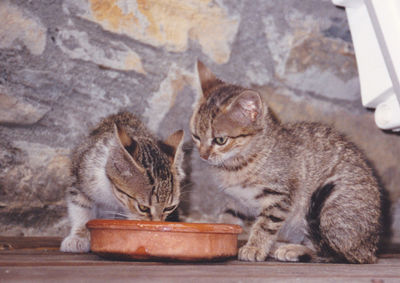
top-left (0, 0), bottom-right (399, 240)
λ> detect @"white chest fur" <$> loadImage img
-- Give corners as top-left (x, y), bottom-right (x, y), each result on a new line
top-left (224, 183), bottom-right (308, 245)
top-left (83, 139), bottom-right (123, 211)
top-left (278, 204), bottom-right (308, 244)
top-left (224, 185), bottom-right (262, 215)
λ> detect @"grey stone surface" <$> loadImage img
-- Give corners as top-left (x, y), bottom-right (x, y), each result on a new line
top-left (0, 0), bottom-right (399, 242)
top-left (0, 91), bottom-right (50, 125)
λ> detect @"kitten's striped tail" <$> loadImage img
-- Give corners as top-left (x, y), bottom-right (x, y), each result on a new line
top-left (306, 183), bottom-right (340, 263)
top-left (307, 183), bottom-right (335, 242)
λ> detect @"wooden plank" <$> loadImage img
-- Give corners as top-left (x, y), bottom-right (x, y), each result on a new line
top-left (0, 237), bottom-right (400, 282)
top-left (0, 236), bottom-right (62, 250)
top-left (1, 264), bottom-right (400, 282)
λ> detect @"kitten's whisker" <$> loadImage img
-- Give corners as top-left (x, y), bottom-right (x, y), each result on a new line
top-left (180, 182), bottom-right (194, 191)
top-left (179, 190), bottom-right (191, 197)
top-left (101, 210), bottom-right (117, 216)
top-left (178, 193), bottom-right (191, 202)
top-left (101, 210), bottom-right (130, 219)
top-left (182, 143), bottom-right (194, 150)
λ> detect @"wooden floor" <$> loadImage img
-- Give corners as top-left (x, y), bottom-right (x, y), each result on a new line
top-left (1, 237), bottom-right (400, 282)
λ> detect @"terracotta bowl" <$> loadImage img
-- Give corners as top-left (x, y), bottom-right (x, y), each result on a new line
top-left (87, 219), bottom-right (243, 261)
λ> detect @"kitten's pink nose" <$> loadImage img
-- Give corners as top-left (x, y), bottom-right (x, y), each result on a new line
top-left (199, 147), bottom-right (210, 160)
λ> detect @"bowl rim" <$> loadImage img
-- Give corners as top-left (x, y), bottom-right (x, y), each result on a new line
top-left (86, 219), bottom-right (243, 234)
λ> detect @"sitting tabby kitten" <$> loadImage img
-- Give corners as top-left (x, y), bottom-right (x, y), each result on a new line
top-left (61, 112), bottom-right (184, 253)
top-left (190, 61), bottom-right (384, 263)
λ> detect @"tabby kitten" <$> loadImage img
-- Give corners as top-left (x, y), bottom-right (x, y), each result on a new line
top-left (190, 61), bottom-right (384, 263)
top-left (61, 112), bottom-right (184, 253)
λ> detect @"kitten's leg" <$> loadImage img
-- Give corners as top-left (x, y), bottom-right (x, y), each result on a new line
top-left (239, 202), bottom-right (289, 262)
top-left (60, 187), bottom-right (95, 253)
top-left (270, 242), bottom-right (315, 262)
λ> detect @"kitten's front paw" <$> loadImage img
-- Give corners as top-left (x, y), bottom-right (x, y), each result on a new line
top-left (273, 244), bottom-right (313, 262)
top-left (238, 244), bottom-right (267, 262)
top-left (60, 235), bottom-right (90, 253)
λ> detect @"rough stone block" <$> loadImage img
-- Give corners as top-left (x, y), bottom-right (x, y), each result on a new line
top-left (0, 0), bottom-right (399, 242)
top-left (56, 26), bottom-right (145, 73)
top-left (0, 91), bottom-right (49, 125)
top-left (0, 1), bottom-right (46, 55)
top-left (63, 0), bottom-right (240, 63)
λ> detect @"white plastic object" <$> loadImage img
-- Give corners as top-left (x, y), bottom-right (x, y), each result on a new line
top-left (332, 0), bottom-right (400, 131)
top-left (375, 94), bottom-right (400, 130)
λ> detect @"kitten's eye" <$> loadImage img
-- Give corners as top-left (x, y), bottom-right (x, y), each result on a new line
top-left (163, 205), bottom-right (177, 213)
top-left (213, 137), bottom-right (228, 145)
top-left (137, 204), bottom-right (150, 213)
top-left (192, 134), bottom-right (200, 141)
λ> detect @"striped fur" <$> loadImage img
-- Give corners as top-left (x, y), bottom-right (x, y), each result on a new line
top-left (190, 61), bottom-right (385, 264)
top-left (61, 112), bottom-right (184, 253)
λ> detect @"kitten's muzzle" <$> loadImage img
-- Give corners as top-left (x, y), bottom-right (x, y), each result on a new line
top-left (199, 146), bottom-right (211, 161)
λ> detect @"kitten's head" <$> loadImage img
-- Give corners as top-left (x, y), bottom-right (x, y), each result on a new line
top-left (190, 61), bottom-right (266, 166)
top-left (106, 125), bottom-right (184, 221)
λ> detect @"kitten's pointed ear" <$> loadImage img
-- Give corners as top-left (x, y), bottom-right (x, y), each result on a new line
top-left (107, 124), bottom-right (145, 182)
top-left (197, 60), bottom-right (222, 98)
top-left (227, 90), bottom-right (263, 125)
top-left (158, 130), bottom-right (184, 164)
top-left (113, 124), bottom-right (141, 165)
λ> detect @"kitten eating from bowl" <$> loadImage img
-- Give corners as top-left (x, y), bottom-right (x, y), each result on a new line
top-left (60, 112), bottom-right (184, 253)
